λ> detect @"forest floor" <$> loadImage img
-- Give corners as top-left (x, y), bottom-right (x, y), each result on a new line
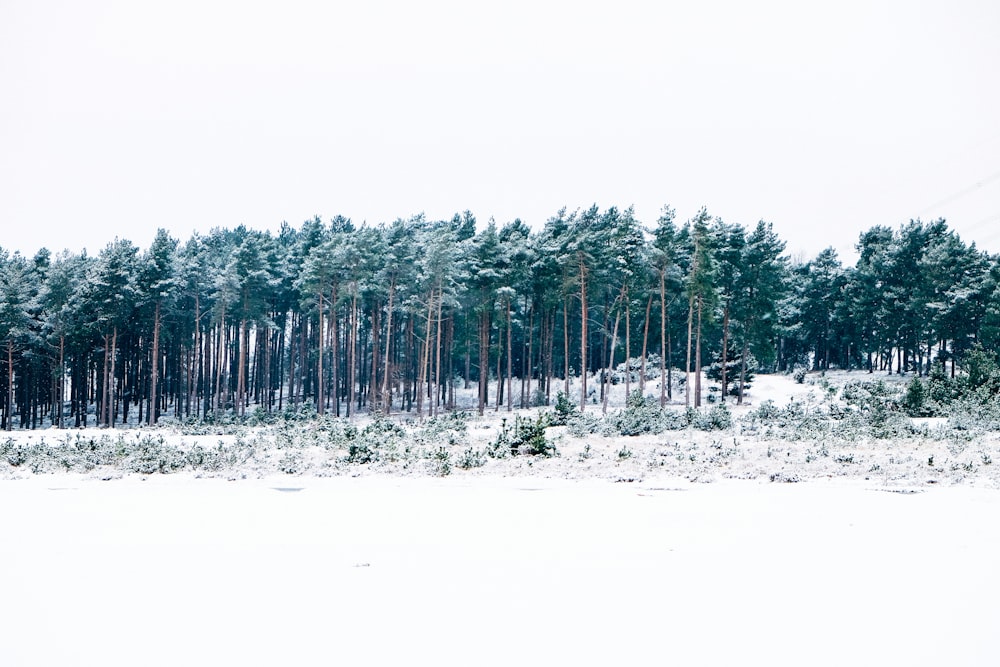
top-left (3, 369), bottom-right (998, 488)
top-left (2, 371), bottom-right (999, 665)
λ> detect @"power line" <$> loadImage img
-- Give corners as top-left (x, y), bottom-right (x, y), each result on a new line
top-left (917, 168), bottom-right (1000, 217)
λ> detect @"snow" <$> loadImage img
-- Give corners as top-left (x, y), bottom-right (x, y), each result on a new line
top-left (1, 474), bottom-right (998, 666)
top-left (1, 370), bottom-right (999, 665)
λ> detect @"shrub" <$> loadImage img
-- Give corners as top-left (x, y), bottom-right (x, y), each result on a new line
top-left (690, 404), bottom-right (732, 431)
top-left (456, 447), bottom-right (487, 469)
top-left (903, 377), bottom-right (931, 417)
top-left (491, 414), bottom-right (555, 457)
top-left (427, 446), bottom-right (451, 476)
top-left (604, 390), bottom-right (664, 436)
top-left (550, 391), bottom-right (577, 426)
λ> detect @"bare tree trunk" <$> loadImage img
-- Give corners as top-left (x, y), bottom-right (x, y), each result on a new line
top-left (579, 261), bottom-right (588, 412)
top-left (348, 291), bottom-right (358, 418)
top-left (330, 284), bottom-right (339, 416)
top-left (417, 291), bottom-right (433, 417)
top-left (563, 300), bottom-right (570, 396)
top-left (109, 326), bottom-right (118, 427)
top-left (316, 293), bottom-right (324, 415)
top-left (495, 310), bottom-right (503, 412)
top-left (6, 341), bottom-right (12, 431)
top-left (237, 318), bottom-right (247, 418)
top-left (624, 290), bottom-right (632, 399)
top-left (478, 310), bottom-right (489, 415)
top-left (685, 293), bottom-right (694, 408)
top-left (720, 302), bottom-right (729, 404)
top-left (694, 296), bottom-right (703, 409)
top-left (382, 279), bottom-right (395, 414)
top-left (102, 334), bottom-right (110, 426)
top-left (214, 317), bottom-right (224, 415)
top-left (524, 302), bottom-right (533, 408)
top-left (149, 301), bottom-right (161, 425)
top-left (640, 294), bottom-right (652, 394)
top-left (434, 286), bottom-right (444, 417)
top-left (660, 270), bottom-right (667, 407)
top-left (505, 297), bottom-right (513, 412)
top-left (602, 298), bottom-right (622, 415)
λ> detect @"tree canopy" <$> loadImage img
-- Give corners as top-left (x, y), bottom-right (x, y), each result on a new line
top-left (0, 209), bottom-right (996, 430)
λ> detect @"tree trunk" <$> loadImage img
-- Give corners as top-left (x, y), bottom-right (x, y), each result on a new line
top-left (382, 278), bottom-right (395, 414)
top-left (5, 340), bottom-right (12, 431)
top-left (602, 297), bottom-right (622, 415)
top-left (109, 326), bottom-right (118, 427)
top-left (720, 302), bottom-right (730, 403)
top-left (640, 294), bottom-right (652, 394)
top-left (149, 301), bottom-right (161, 425)
top-left (624, 290), bottom-right (632, 399)
top-left (660, 270), bottom-right (667, 407)
top-left (349, 291), bottom-right (358, 418)
top-left (694, 297), bottom-right (703, 409)
top-left (579, 260), bottom-right (588, 412)
top-left (417, 291), bottom-right (433, 417)
top-left (685, 293), bottom-right (694, 408)
top-left (505, 297), bottom-right (513, 412)
top-left (563, 300), bottom-right (570, 396)
top-left (434, 286), bottom-right (444, 417)
top-left (317, 293), bottom-right (324, 415)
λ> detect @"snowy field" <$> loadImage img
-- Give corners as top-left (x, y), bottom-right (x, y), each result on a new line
top-left (2, 475), bottom-right (998, 666)
top-left (2, 371), bottom-right (1000, 665)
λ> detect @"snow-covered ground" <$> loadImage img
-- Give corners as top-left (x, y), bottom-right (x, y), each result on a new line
top-left (2, 474), bottom-right (997, 666)
top-left (1, 370), bottom-right (999, 665)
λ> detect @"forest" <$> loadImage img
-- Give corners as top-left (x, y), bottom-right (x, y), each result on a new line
top-left (0, 205), bottom-right (998, 431)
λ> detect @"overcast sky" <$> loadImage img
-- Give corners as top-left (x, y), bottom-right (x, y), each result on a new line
top-left (3, 0), bottom-right (999, 262)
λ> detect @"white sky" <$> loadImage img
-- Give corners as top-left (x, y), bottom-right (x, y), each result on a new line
top-left (2, 0), bottom-right (999, 262)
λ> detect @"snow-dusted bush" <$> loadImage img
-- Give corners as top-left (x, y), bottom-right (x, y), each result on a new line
top-left (549, 391), bottom-right (577, 426)
top-left (689, 404), bottom-right (732, 431)
top-left (491, 414), bottom-right (554, 458)
top-left (456, 447), bottom-right (487, 469)
top-left (413, 412), bottom-right (468, 448)
top-left (603, 391), bottom-right (665, 436)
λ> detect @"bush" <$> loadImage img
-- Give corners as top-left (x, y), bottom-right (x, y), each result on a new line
top-left (902, 377), bottom-right (932, 417)
top-left (690, 404), bottom-right (732, 431)
top-left (604, 391), bottom-right (664, 436)
top-left (550, 391), bottom-right (577, 426)
top-left (427, 446), bottom-right (451, 476)
top-left (456, 447), bottom-right (487, 469)
top-left (491, 414), bottom-right (555, 457)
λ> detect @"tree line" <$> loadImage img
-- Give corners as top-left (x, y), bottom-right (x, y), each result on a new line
top-left (1, 207), bottom-right (998, 430)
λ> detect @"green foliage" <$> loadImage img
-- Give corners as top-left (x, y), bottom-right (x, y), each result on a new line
top-left (427, 446), bottom-right (451, 476)
top-left (456, 447), bottom-right (487, 469)
top-left (705, 347), bottom-right (756, 395)
top-left (550, 391), bottom-right (578, 426)
top-left (491, 414), bottom-right (555, 457)
top-left (902, 377), bottom-right (931, 417)
top-left (960, 344), bottom-right (1000, 396)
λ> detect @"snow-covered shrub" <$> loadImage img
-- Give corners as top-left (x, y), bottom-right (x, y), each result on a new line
top-left (603, 391), bottom-right (664, 436)
top-left (689, 404), bottom-right (732, 431)
top-left (413, 412), bottom-right (468, 447)
top-left (278, 451), bottom-right (303, 474)
top-left (427, 446), bottom-right (451, 476)
top-left (491, 414), bottom-right (554, 457)
top-left (549, 391), bottom-right (577, 426)
top-left (456, 447), bottom-right (487, 469)
top-left (566, 411), bottom-right (601, 437)
top-left (121, 434), bottom-right (188, 474)
top-left (841, 379), bottom-right (901, 412)
top-left (902, 377), bottom-right (931, 417)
